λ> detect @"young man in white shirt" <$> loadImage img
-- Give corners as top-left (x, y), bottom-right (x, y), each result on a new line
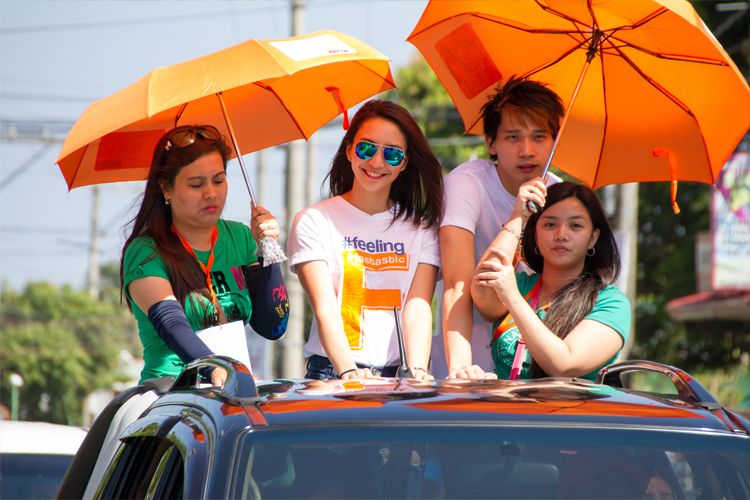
top-left (433, 77), bottom-right (565, 379)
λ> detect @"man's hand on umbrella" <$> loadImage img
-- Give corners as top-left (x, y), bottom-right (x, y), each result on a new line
top-left (251, 205), bottom-right (280, 242)
top-left (513, 177), bottom-right (547, 219)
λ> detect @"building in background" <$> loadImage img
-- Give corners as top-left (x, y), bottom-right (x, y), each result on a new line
top-left (667, 149), bottom-right (750, 322)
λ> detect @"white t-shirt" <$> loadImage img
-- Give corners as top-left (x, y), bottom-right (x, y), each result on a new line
top-left (289, 196), bottom-right (441, 368)
top-left (432, 159), bottom-right (561, 378)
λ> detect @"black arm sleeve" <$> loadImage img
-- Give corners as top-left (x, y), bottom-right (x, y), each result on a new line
top-left (147, 300), bottom-right (214, 364)
top-left (244, 258), bottom-right (288, 340)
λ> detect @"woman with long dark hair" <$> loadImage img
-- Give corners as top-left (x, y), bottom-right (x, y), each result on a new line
top-left (288, 100), bottom-right (443, 380)
top-left (470, 180), bottom-right (629, 380)
top-left (120, 125), bottom-right (288, 385)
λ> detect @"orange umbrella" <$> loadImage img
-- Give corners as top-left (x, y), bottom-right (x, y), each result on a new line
top-left (408, 1), bottom-right (750, 207)
top-left (57, 29), bottom-right (394, 263)
top-left (56, 29), bottom-right (394, 191)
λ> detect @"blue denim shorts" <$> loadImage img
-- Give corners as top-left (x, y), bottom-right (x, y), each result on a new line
top-left (305, 355), bottom-right (399, 380)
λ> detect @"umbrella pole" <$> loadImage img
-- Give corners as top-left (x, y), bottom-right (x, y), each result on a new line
top-left (216, 91), bottom-right (287, 266)
top-left (530, 30), bottom-right (602, 213)
top-left (216, 92), bottom-right (258, 207)
top-left (539, 60), bottom-right (592, 181)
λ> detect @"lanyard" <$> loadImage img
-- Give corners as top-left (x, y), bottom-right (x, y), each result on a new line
top-left (492, 276), bottom-right (550, 341)
top-left (171, 224), bottom-right (219, 319)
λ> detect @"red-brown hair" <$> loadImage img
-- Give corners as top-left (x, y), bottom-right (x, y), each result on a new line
top-left (119, 125), bottom-right (232, 327)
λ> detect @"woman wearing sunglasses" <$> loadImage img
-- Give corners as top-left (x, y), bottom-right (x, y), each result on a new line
top-left (120, 125), bottom-right (288, 386)
top-left (288, 100), bottom-right (443, 380)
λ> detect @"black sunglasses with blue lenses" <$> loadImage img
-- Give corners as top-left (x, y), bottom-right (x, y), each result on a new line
top-left (354, 141), bottom-right (406, 167)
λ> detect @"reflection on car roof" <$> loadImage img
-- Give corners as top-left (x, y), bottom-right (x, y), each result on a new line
top-left (255, 378), bottom-right (727, 432)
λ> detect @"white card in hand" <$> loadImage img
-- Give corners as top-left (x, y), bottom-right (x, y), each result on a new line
top-left (196, 320), bottom-right (253, 373)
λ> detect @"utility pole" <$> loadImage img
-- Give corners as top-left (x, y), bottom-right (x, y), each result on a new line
top-left (257, 149), bottom-right (267, 208)
top-left (86, 185), bottom-right (100, 300)
top-left (280, 0), bottom-right (307, 379)
top-left (615, 183), bottom-right (639, 360)
top-left (306, 136), bottom-right (318, 206)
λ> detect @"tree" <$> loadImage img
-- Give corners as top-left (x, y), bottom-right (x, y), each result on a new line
top-left (690, 1), bottom-right (749, 76)
top-left (632, 181), bottom-right (750, 372)
top-left (0, 280), bottom-right (139, 425)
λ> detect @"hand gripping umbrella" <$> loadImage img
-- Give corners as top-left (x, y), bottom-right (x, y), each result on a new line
top-left (57, 30), bottom-right (396, 263)
top-left (408, 0), bottom-right (750, 212)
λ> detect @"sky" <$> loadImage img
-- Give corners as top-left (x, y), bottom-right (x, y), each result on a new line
top-left (0, 0), bottom-right (430, 291)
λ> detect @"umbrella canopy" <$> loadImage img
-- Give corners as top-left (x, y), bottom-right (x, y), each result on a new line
top-left (407, 0), bottom-right (750, 188)
top-left (56, 30), bottom-right (395, 190)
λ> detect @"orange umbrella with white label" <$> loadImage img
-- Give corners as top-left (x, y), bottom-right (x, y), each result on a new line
top-left (408, 1), bottom-right (750, 211)
top-left (56, 29), bottom-right (395, 262)
top-left (57, 30), bottom-right (394, 191)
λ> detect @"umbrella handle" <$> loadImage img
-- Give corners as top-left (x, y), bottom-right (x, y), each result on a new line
top-left (216, 92), bottom-right (258, 207)
top-left (216, 92), bottom-right (287, 267)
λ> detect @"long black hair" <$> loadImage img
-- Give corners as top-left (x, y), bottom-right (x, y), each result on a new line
top-left (521, 181), bottom-right (620, 378)
top-left (119, 125), bottom-right (232, 327)
top-left (325, 100), bottom-right (443, 230)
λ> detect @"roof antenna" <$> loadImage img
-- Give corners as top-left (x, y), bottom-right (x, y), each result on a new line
top-left (394, 307), bottom-right (411, 378)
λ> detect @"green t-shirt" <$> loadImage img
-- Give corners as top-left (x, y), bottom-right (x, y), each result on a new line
top-left (123, 219), bottom-right (258, 382)
top-left (491, 273), bottom-right (631, 381)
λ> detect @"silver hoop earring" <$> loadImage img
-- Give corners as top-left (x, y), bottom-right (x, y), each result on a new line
top-left (534, 246), bottom-right (540, 255)
top-left (587, 247), bottom-right (596, 256)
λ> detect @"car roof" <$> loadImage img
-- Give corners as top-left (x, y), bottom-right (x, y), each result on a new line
top-left (134, 359), bottom-right (749, 441)
top-left (247, 378), bottom-right (745, 434)
top-left (0, 421), bottom-right (88, 454)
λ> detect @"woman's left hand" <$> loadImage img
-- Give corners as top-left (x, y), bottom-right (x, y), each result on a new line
top-left (211, 367), bottom-right (228, 387)
top-left (251, 205), bottom-right (280, 242)
top-left (473, 247), bottom-right (519, 302)
top-left (410, 367), bottom-right (434, 381)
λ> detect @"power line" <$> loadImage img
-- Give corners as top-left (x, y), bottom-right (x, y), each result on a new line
top-left (0, 141), bottom-right (55, 190)
top-left (1, 4), bottom-right (285, 35)
top-left (0, 0), bottom-right (352, 35)
top-left (0, 250), bottom-right (84, 257)
top-left (0, 225), bottom-right (89, 235)
top-left (1, 92), bottom-right (100, 103)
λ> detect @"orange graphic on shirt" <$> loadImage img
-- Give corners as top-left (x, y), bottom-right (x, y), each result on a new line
top-left (341, 250), bottom-right (409, 350)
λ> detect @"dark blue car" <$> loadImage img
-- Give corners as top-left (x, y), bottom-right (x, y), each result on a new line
top-left (57, 358), bottom-right (750, 500)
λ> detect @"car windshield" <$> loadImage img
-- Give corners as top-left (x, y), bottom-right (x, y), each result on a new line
top-left (0, 453), bottom-right (75, 500)
top-left (231, 425), bottom-right (749, 500)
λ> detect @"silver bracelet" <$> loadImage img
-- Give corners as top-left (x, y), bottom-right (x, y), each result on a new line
top-left (501, 226), bottom-right (518, 239)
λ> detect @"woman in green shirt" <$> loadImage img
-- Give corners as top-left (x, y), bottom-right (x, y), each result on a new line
top-left (120, 125), bottom-right (288, 384)
top-left (471, 181), bottom-right (629, 380)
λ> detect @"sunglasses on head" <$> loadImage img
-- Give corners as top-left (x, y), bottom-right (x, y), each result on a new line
top-left (354, 141), bottom-right (406, 167)
top-left (165, 125), bottom-right (221, 151)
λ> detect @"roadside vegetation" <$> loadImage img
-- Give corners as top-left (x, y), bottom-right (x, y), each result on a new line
top-left (0, 264), bottom-right (139, 425)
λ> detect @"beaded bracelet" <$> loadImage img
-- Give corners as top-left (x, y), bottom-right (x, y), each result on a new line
top-left (339, 368), bottom-right (358, 377)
